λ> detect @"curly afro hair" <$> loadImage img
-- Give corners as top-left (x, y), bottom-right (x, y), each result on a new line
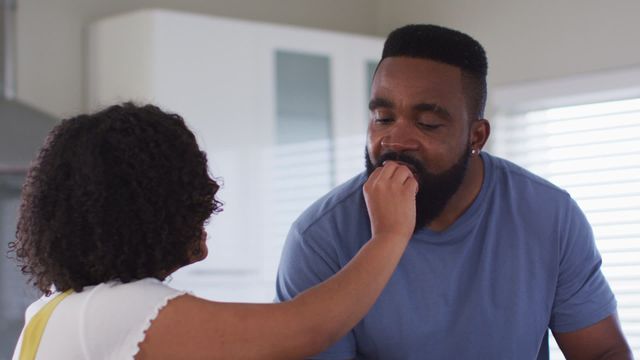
top-left (10, 103), bottom-right (222, 295)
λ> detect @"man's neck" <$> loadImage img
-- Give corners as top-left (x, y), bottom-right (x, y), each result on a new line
top-left (427, 155), bottom-right (485, 232)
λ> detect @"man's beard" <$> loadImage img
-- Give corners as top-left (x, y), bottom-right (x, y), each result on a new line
top-left (365, 145), bottom-right (471, 232)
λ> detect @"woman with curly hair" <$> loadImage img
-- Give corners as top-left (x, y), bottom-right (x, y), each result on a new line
top-left (10, 103), bottom-right (417, 359)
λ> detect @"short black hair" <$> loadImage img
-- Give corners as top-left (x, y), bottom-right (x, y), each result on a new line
top-left (380, 24), bottom-right (488, 118)
top-left (10, 103), bottom-right (222, 294)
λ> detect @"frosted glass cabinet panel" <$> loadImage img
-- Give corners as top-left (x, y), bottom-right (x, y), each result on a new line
top-left (88, 9), bottom-right (382, 302)
top-left (366, 60), bottom-right (378, 101)
top-left (276, 51), bottom-right (332, 144)
top-left (270, 51), bottom-right (335, 285)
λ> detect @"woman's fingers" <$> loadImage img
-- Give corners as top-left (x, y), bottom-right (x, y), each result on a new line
top-left (363, 161), bottom-right (418, 240)
top-left (369, 161), bottom-right (418, 194)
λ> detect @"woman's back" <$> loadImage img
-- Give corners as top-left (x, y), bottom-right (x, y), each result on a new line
top-left (13, 279), bottom-right (184, 360)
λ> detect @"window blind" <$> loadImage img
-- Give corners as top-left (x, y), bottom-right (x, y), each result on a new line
top-left (493, 97), bottom-right (640, 358)
top-left (265, 139), bottom-right (335, 279)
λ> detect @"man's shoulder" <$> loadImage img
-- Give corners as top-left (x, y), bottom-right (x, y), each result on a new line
top-left (483, 152), bottom-right (582, 227)
top-left (487, 152), bottom-right (571, 201)
top-left (292, 172), bottom-right (368, 235)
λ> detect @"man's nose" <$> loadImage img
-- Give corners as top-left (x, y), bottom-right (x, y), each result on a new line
top-left (381, 122), bottom-right (420, 152)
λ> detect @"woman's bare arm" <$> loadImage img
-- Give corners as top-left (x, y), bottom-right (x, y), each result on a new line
top-left (136, 162), bottom-right (417, 359)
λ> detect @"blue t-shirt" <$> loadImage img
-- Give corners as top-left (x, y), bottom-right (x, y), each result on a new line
top-left (275, 152), bottom-right (616, 359)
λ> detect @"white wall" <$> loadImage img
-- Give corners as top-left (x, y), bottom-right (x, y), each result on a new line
top-left (15, 0), bottom-right (640, 119)
top-left (15, 0), bottom-right (378, 119)
top-left (375, 0), bottom-right (640, 90)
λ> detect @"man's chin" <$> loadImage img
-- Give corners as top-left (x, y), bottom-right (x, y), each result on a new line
top-left (414, 200), bottom-right (447, 231)
top-left (364, 146), bottom-right (470, 232)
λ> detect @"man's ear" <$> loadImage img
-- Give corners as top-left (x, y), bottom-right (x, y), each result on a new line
top-left (470, 119), bottom-right (490, 151)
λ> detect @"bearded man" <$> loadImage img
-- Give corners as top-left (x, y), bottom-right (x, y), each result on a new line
top-left (275, 24), bottom-right (630, 360)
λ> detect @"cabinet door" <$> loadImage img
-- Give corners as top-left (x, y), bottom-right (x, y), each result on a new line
top-left (254, 27), bottom-right (383, 300)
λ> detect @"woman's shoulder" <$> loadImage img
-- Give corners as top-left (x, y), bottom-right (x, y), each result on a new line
top-left (91, 277), bottom-right (185, 301)
top-left (79, 278), bottom-right (187, 355)
top-left (14, 278), bottom-right (187, 360)
top-left (53, 278), bottom-right (186, 359)
top-left (33, 278), bottom-right (185, 312)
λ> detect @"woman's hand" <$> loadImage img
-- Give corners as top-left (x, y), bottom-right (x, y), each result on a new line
top-left (363, 161), bottom-right (418, 241)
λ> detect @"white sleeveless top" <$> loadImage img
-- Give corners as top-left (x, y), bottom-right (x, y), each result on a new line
top-left (12, 278), bottom-right (186, 360)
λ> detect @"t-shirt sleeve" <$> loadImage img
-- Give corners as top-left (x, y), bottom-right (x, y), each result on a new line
top-left (549, 197), bottom-right (617, 333)
top-left (82, 279), bottom-right (186, 359)
top-left (275, 225), bottom-right (357, 359)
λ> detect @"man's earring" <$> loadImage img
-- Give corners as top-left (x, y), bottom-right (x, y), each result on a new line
top-left (471, 148), bottom-right (478, 156)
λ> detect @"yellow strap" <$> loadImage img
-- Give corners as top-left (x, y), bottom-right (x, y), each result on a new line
top-left (20, 289), bottom-right (73, 360)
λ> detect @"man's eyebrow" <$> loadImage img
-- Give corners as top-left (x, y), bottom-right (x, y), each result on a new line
top-left (414, 103), bottom-right (452, 121)
top-left (368, 98), bottom-right (394, 111)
